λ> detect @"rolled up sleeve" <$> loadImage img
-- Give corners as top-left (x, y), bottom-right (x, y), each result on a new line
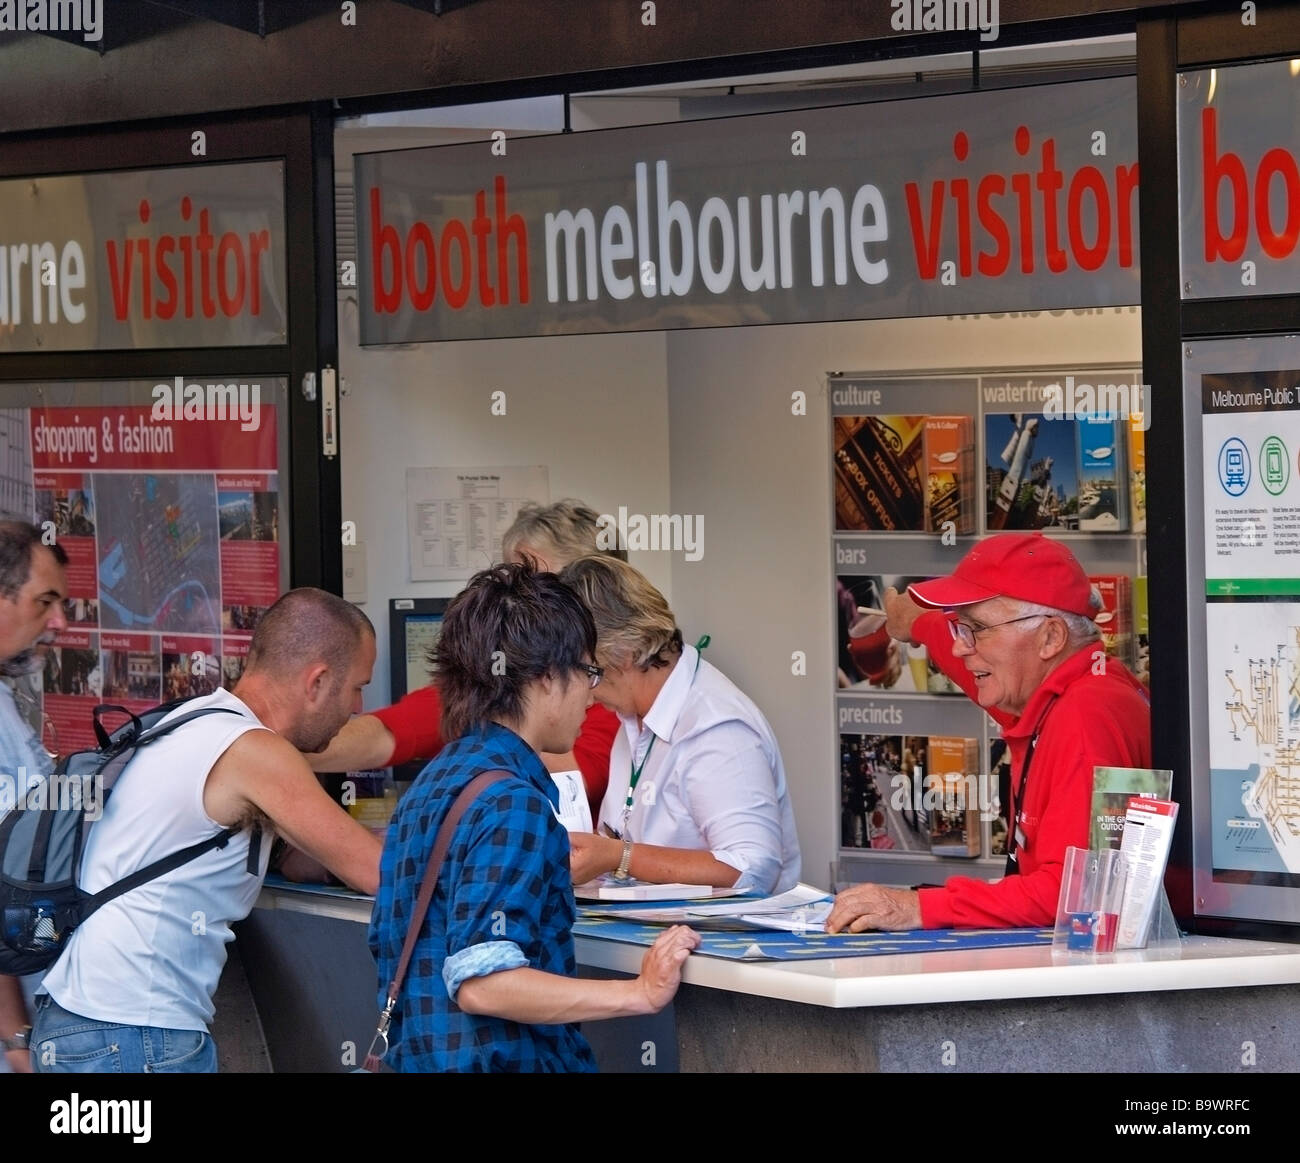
top-left (440, 785), bottom-right (562, 999)
top-left (443, 941), bottom-right (528, 1001)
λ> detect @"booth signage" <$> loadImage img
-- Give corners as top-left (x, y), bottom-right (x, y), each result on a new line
top-left (0, 161), bottom-right (286, 352)
top-left (356, 77), bottom-right (1139, 344)
top-left (1179, 60), bottom-right (1300, 299)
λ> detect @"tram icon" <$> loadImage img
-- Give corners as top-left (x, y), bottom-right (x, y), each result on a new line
top-left (1225, 446), bottom-right (1246, 488)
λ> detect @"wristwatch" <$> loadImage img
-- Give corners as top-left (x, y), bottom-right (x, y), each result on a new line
top-left (1, 1026), bottom-right (30, 1053)
top-left (613, 836), bottom-right (634, 881)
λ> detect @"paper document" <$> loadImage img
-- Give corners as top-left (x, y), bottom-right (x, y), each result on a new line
top-left (1116, 797), bottom-right (1179, 949)
top-left (582, 883), bottom-right (834, 929)
top-left (549, 770), bottom-right (592, 833)
top-left (573, 877), bottom-right (734, 902)
top-left (736, 901), bottom-right (832, 933)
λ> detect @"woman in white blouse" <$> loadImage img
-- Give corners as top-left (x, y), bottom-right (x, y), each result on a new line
top-left (560, 556), bottom-right (800, 896)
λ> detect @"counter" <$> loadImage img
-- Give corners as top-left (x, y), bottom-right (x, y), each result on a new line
top-left (240, 883), bottom-right (1300, 1072)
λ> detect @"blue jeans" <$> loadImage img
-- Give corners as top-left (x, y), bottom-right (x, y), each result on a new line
top-left (31, 994), bottom-right (218, 1074)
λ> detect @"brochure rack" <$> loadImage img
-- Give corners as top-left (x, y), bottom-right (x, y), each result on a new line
top-left (831, 367), bottom-right (1148, 882)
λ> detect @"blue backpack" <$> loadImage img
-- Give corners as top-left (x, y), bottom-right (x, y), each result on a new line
top-left (0, 698), bottom-right (256, 975)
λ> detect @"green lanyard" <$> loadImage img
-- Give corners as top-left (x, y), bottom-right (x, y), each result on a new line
top-left (619, 635), bottom-right (709, 834)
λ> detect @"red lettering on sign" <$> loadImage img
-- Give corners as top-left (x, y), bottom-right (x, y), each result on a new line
top-left (1200, 107), bottom-right (1300, 264)
top-left (904, 181), bottom-right (945, 280)
top-left (368, 176), bottom-right (531, 315)
top-left (103, 197), bottom-right (273, 323)
top-left (441, 220), bottom-right (472, 310)
top-left (905, 125), bottom-right (1139, 281)
top-left (1202, 108), bottom-right (1249, 262)
top-left (1255, 147), bottom-right (1300, 259)
top-left (1067, 164), bottom-right (1110, 271)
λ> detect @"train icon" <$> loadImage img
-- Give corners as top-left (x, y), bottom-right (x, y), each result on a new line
top-left (1218, 437), bottom-right (1251, 497)
top-left (1225, 446), bottom-right (1246, 487)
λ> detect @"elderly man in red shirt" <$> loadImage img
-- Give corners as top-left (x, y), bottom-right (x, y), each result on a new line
top-left (827, 532), bottom-right (1151, 933)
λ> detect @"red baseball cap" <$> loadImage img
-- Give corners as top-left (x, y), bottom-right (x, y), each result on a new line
top-left (907, 532), bottom-right (1099, 618)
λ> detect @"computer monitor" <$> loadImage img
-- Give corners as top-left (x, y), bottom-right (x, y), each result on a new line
top-left (388, 597), bottom-right (450, 782)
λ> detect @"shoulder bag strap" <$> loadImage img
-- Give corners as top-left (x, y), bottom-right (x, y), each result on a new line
top-left (362, 767), bottom-right (510, 1072)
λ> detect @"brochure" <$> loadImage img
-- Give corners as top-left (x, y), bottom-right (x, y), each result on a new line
top-left (1089, 766), bottom-right (1173, 850)
top-left (548, 769), bottom-right (592, 833)
top-left (1076, 412), bottom-right (1129, 531)
top-left (833, 414), bottom-right (926, 531)
top-left (1090, 574), bottom-right (1134, 670)
top-left (1116, 797), bottom-right (1179, 950)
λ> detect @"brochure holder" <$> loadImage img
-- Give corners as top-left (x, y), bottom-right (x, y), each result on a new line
top-left (1053, 846), bottom-right (1128, 954)
top-left (1124, 884), bottom-right (1182, 956)
top-left (1053, 846), bottom-right (1182, 958)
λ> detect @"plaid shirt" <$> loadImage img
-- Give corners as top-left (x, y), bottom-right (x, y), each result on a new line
top-left (368, 722), bottom-right (598, 1073)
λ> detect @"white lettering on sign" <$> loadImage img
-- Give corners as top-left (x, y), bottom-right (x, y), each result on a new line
top-left (0, 241), bottom-right (86, 327)
top-left (543, 160), bottom-right (890, 305)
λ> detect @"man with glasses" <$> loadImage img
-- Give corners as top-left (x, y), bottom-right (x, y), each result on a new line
top-left (827, 532), bottom-right (1151, 932)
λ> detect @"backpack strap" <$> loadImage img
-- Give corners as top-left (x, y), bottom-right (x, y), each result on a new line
top-left (79, 705), bottom-right (257, 885)
top-left (362, 768), bottom-right (511, 1073)
top-left (135, 705), bottom-right (247, 749)
top-left (76, 827), bottom-right (240, 926)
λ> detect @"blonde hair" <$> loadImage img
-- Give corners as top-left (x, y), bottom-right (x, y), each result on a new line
top-left (501, 499), bottom-right (625, 572)
top-left (558, 556), bottom-right (682, 670)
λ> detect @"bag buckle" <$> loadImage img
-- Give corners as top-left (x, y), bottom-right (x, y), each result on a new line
top-left (361, 996), bottom-right (396, 1072)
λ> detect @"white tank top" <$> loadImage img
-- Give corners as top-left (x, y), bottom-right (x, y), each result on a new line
top-left (41, 689), bottom-right (271, 1031)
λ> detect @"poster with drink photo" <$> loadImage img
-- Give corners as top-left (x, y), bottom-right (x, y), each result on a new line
top-left (835, 573), bottom-right (961, 694)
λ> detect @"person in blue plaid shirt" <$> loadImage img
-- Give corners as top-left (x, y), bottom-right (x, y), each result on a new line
top-left (368, 561), bottom-right (698, 1072)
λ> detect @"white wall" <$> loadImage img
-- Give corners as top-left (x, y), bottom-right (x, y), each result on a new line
top-left (338, 320), bottom-right (671, 711)
top-left (665, 308), bottom-right (1142, 890)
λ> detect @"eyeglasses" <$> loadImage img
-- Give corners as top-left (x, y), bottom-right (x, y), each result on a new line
top-left (576, 662), bottom-right (604, 689)
top-left (946, 612), bottom-right (1047, 650)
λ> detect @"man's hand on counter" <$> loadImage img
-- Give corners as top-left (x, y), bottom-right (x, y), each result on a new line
top-left (825, 883), bottom-right (922, 933)
top-left (272, 842), bottom-right (338, 886)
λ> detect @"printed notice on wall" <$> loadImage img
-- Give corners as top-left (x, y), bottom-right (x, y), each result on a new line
top-left (0, 380), bottom-right (287, 755)
top-left (405, 466), bottom-right (548, 581)
top-left (1200, 367), bottom-right (1300, 885)
top-left (1202, 370), bottom-right (1300, 593)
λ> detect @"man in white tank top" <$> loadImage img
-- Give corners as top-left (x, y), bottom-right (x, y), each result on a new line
top-left (0, 522), bottom-right (70, 1075)
top-left (29, 587), bottom-right (382, 1074)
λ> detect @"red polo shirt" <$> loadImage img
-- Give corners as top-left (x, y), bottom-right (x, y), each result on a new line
top-left (372, 684), bottom-right (617, 818)
top-left (913, 610), bottom-right (1152, 929)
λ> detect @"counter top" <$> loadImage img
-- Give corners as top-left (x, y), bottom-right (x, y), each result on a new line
top-left (576, 929), bottom-right (1300, 1008)
top-left (256, 881), bottom-right (374, 924)
top-left (255, 882), bottom-right (1300, 1010)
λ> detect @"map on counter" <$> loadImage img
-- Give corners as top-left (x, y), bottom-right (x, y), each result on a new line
top-left (1208, 601), bottom-right (1300, 882)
